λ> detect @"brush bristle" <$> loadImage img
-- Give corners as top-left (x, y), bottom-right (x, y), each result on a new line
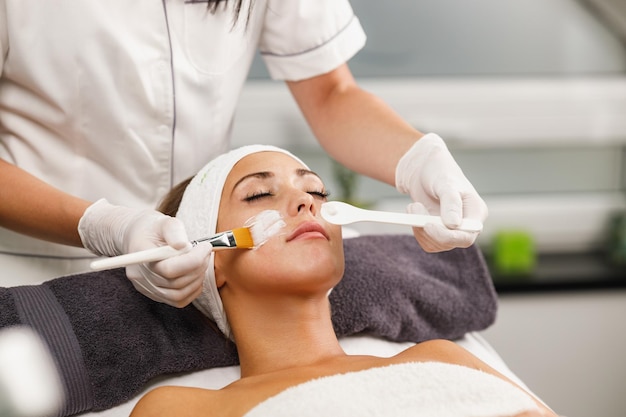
top-left (246, 210), bottom-right (285, 248)
top-left (232, 227), bottom-right (255, 249)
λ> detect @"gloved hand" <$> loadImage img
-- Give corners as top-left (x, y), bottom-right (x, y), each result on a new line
top-left (78, 199), bottom-right (211, 307)
top-left (395, 133), bottom-right (488, 252)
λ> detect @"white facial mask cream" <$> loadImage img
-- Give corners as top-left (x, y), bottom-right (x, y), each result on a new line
top-left (245, 210), bottom-right (286, 249)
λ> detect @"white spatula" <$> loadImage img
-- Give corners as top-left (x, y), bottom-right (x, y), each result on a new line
top-left (320, 201), bottom-right (483, 232)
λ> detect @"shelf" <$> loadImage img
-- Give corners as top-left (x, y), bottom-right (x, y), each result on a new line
top-left (233, 78), bottom-right (626, 149)
top-left (489, 251), bottom-right (625, 294)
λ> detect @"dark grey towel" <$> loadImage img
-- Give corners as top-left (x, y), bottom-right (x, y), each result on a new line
top-left (1, 271), bottom-right (238, 415)
top-left (331, 235), bottom-right (497, 341)
top-left (0, 235), bottom-right (496, 415)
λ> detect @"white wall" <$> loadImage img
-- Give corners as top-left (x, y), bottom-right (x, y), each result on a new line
top-left (482, 290), bottom-right (626, 417)
top-left (249, 0), bottom-right (626, 78)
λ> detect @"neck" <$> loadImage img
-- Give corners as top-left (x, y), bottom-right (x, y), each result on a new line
top-left (227, 293), bottom-right (346, 378)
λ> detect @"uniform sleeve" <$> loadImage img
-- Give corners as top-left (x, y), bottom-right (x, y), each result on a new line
top-left (259, 0), bottom-right (366, 81)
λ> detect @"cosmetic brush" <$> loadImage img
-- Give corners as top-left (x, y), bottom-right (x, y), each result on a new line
top-left (89, 210), bottom-right (285, 271)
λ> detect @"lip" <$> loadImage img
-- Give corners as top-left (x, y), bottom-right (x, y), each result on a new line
top-left (286, 221), bottom-right (330, 242)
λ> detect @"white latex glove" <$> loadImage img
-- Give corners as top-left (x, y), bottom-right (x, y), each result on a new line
top-left (78, 199), bottom-right (211, 307)
top-left (395, 133), bottom-right (488, 252)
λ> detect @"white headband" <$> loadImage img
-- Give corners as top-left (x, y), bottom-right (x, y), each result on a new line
top-left (176, 145), bottom-right (308, 339)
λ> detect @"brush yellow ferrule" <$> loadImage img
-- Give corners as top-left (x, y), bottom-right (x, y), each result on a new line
top-left (193, 228), bottom-right (254, 250)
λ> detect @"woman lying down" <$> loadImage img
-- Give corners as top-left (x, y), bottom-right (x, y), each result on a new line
top-left (130, 145), bottom-right (557, 417)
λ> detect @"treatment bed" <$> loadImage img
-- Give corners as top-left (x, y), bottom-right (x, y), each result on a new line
top-left (0, 234), bottom-right (547, 416)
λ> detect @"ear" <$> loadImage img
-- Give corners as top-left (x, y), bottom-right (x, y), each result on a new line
top-left (213, 257), bottom-right (227, 289)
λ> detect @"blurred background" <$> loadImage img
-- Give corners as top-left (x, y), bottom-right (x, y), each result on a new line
top-left (231, 1), bottom-right (626, 416)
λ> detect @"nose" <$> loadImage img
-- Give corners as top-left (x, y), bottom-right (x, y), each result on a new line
top-left (289, 190), bottom-right (317, 217)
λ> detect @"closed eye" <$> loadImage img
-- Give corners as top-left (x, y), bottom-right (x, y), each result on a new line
top-left (244, 191), bottom-right (273, 202)
top-left (244, 189), bottom-right (329, 202)
top-left (309, 190), bottom-right (330, 200)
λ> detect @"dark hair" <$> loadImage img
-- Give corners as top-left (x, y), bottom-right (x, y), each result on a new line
top-left (206, 0), bottom-right (252, 26)
top-left (158, 176), bottom-right (193, 217)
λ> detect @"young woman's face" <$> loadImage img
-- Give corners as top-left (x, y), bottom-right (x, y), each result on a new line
top-left (214, 151), bottom-right (344, 296)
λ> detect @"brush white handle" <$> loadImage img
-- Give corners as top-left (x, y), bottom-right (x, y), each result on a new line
top-left (321, 201), bottom-right (483, 232)
top-left (90, 245), bottom-right (190, 271)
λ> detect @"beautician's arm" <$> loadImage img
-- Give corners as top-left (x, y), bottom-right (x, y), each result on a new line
top-left (287, 64), bottom-right (488, 252)
top-left (0, 159), bottom-right (89, 246)
top-left (1, 0), bottom-right (83, 242)
top-left (0, 159), bottom-right (208, 307)
top-left (287, 64), bottom-right (417, 186)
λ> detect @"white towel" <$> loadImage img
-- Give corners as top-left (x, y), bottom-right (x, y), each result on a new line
top-left (244, 362), bottom-right (538, 417)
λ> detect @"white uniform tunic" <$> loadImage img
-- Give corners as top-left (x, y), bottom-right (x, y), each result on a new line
top-left (0, 0), bottom-right (366, 283)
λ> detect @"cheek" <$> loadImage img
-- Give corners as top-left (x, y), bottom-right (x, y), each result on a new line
top-left (215, 247), bottom-right (278, 289)
top-left (263, 237), bottom-right (344, 281)
top-left (216, 226), bottom-right (345, 290)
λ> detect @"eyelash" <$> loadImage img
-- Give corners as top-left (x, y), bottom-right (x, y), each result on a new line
top-left (310, 190), bottom-right (331, 199)
top-left (243, 189), bottom-right (330, 202)
top-left (243, 191), bottom-right (272, 202)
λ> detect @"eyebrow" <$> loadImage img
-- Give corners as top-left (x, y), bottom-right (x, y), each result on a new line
top-left (232, 169), bottom-right (323, 193)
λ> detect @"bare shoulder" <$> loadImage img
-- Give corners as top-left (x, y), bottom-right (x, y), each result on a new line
top-left (130, 383), bottom-right (270, 417)
top-left (395, 339), bottom-right (479, 366)
top-left (130, 386), bottom-right (220, 417)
